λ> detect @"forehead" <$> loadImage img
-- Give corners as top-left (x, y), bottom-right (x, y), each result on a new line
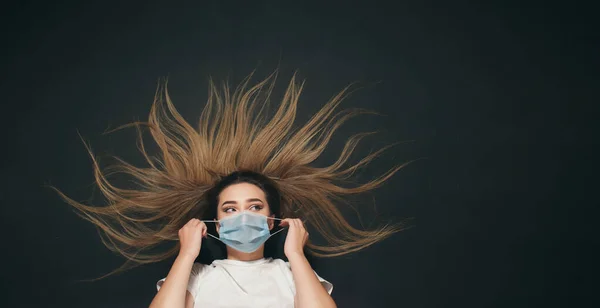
top-left (218, 183), bottom-right (266, 202)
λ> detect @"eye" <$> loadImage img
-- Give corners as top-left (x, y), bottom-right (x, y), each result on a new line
top-left (249, 205), bottom-right (263, 211)
top-left (223, 207), bottom-right (236, 213)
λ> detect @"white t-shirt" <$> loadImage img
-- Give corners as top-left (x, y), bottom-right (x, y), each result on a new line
top-left (156, 257), bottom-right (333, 308)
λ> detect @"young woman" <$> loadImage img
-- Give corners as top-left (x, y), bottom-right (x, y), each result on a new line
top-left (54, 71), bottom-right (409, 307)
top-left (151, 171), bottom-right (335, 308)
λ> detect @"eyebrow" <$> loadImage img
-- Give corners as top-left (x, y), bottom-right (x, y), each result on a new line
top-left (220, 198), bottom-right (264, 207)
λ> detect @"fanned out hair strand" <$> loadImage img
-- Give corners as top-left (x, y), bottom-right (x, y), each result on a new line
top-left (52, 70), bottom-right (412, 278)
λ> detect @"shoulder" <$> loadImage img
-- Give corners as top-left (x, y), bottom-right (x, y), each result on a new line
top-left (271, 258), bottom-right (290, 268)
top-left (247, 258), bottom-right (293, 279)
top-left (156, 262), bottom-right (212, 292)
top-left (276, 258), bottom-right (334, 295)
top-left (190, 262), bottom-right (209, 276)
top-left (270, 258), bottom-right (295, 276)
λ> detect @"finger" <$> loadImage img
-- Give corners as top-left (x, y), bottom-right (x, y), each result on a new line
top-left (279, 219), bottom-right (290, 227)
top-left (285, 219), bottom-right (293, 228)
top-left (290, 219), bottom-right (299, 229)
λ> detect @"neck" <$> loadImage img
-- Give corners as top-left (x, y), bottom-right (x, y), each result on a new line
top-left (226, 246), bottom-right (265, 261)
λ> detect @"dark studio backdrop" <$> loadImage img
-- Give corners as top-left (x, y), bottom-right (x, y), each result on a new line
top-left (1, 1), bottom-right (596, 307)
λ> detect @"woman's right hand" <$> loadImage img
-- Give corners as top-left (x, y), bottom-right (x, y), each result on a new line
top-left (178, 218), bottom-right (207, 259)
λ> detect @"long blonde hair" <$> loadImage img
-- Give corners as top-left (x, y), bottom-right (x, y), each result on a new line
top-left (52, 71), bottom-right (412, 277)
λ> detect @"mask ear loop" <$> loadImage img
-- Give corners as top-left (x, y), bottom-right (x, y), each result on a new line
top-left (199, 220), bottom-right (222, 241)
top-left (268, 217), bottom-right (287, 237)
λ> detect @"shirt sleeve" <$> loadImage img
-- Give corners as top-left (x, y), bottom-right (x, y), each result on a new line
top-left (156, 262), bottom-right (206, 299)
top-left (283, 261), bottom-right (334, 295)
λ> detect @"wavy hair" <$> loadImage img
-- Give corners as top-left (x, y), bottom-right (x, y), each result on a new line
top-left (52, 71), bottom-right (412, 277)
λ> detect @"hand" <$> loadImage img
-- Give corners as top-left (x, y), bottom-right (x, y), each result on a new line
top-left (280, 218), bottom-right (309, 258)
top-left (178, 218), bottom-right (207, 259)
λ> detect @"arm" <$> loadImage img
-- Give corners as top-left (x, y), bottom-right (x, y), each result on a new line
top-left (280, 219), bottom-right (336, 308)
top-left (149, 219), bottom-right (207, 308)
top-left (149, 253), bottom-right (196, 308)
top-left (288, 253), bottom-right (336, 308)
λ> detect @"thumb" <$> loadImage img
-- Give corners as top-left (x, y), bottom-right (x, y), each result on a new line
top-left (279, 219), bottom-right (291, 227)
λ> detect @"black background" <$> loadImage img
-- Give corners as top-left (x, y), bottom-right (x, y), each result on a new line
top-left (1, 1), bottom-right (597, 307)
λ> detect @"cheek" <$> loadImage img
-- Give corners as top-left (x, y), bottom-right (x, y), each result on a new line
top-left (215, 211), bottom-right (223, 233)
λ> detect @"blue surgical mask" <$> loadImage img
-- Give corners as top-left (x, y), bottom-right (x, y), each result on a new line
top-left (203, 211), bottom-right (285, 253)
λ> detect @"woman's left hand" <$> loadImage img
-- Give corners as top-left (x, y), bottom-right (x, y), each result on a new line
top-left (280, 218), bottom-right (309, 258)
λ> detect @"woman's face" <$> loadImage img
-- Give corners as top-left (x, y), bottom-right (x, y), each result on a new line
top-left (216, 182), bottom-right (274, 230)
